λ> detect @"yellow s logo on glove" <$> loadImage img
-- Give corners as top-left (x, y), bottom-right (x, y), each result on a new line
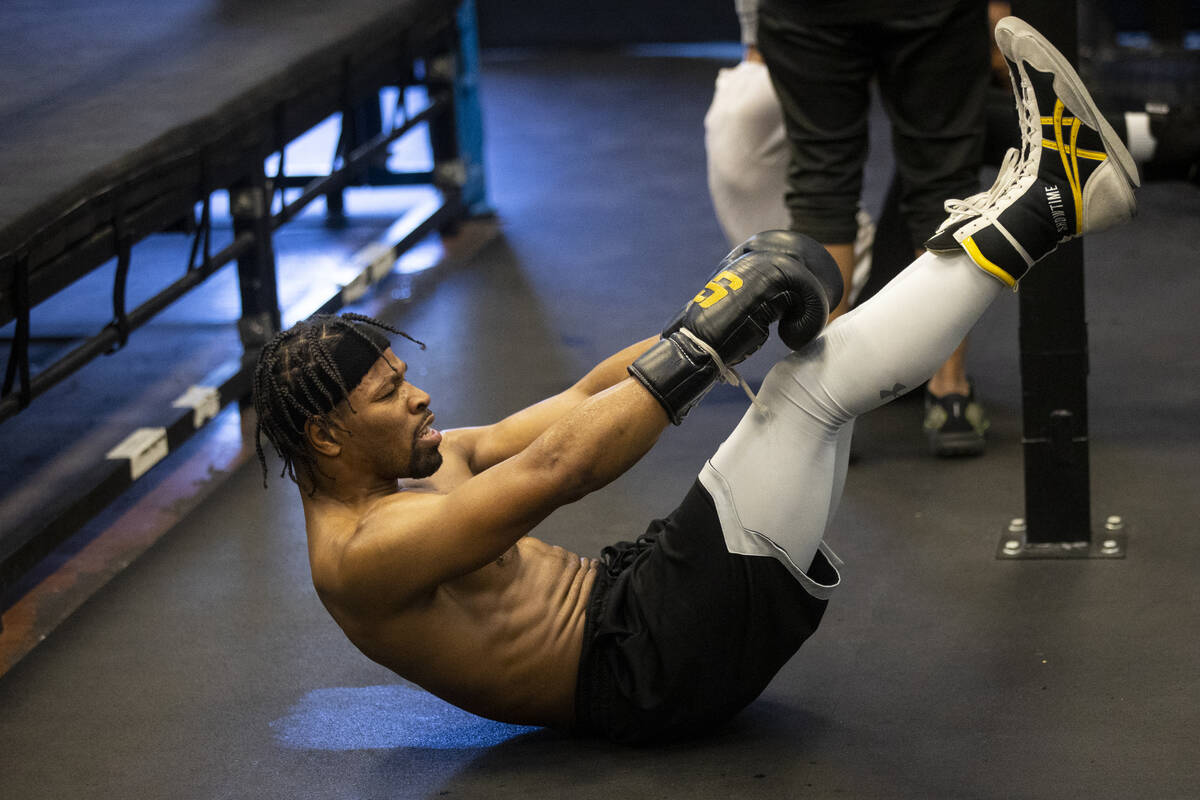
top-left (692, 270), bottom-right (744, 308)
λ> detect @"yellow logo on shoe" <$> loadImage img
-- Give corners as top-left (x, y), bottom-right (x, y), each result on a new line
top-left (1040, 101), bottom-right (1108, 235)
top-left (693, 270), bottom-right (744, 308)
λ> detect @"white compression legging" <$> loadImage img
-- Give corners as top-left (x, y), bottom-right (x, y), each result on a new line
top-left (699, 251), bottom-right (1004, 594)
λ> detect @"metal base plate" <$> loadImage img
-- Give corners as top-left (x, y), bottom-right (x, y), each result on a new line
top-left (996, 517), bottom-right (1128, 560)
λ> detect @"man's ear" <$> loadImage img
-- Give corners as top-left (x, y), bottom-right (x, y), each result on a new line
top-left (306, 417), bottom-right (343, 458)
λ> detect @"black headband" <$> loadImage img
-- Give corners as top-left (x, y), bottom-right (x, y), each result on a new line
top-left (284, 317), bottom-right (395, 433)
top-left (327, 320), bottom-right (392, 401)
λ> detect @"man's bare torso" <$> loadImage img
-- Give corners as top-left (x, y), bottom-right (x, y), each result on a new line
top-left (301, 433), bottom-right (598, 729)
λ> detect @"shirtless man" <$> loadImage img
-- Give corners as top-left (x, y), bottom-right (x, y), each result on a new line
top-left (253, 19), bottom-right (1139, 745)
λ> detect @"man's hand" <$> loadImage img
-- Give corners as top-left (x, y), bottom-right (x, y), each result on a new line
top-left (629, 230), bottom-right (842, 423)
top-left (674, 229), bottom-right (844, 354)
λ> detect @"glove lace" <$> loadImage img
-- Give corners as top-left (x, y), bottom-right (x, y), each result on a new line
top-left (675, 328), bottom-right (766, 413)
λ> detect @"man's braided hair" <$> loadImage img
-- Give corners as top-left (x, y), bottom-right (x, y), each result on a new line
top-left (252, 312), bottom-right (423, 488)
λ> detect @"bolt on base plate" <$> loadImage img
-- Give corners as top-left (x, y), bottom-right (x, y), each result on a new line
top-left (996, 515), bottom-right (1128, 560)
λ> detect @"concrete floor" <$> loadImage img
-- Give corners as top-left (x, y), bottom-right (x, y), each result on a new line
top-left (1, 47), bottom-right (1199, 800)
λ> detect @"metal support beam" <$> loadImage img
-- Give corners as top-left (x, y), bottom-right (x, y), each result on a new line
top-left (230, 172), bottom-right (282, 377)
top-left (1000, 0), bottom-right (1124, 559)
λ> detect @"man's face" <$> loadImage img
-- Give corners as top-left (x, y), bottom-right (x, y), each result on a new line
top-left (334, 349), bottom-right (443, 480)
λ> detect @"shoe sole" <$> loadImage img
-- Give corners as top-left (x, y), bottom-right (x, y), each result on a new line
top-left (928, 430), bottom-right (985, 457)
top-left (995, 17), bottom-right (1141, 190)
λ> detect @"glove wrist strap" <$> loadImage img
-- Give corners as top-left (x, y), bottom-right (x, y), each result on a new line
top-left (627, 332), bottom-right (764, 424)
top-left (627, 334), bottom-right (718, 424)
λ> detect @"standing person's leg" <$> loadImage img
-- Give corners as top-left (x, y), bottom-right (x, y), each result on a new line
top-left (876, 0), bottom-right (994, 455)
top-left (880, 3), bottom-right (991, 249)
top-left (756, 10), bottom-right (872, 319)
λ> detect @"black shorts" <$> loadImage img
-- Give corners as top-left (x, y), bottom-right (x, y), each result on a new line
top-left (757, 0), bottom-right (990, 249)
top-left (574, 480), bottom-right (839, 746)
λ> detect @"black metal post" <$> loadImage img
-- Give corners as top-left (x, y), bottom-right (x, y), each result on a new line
top-left (1000, 1), bottom-right (1125, 559)
top-left (230, 169), bottom-right (281, 380)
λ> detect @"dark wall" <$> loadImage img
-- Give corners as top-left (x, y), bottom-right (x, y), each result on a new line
top-left (475, 1), bottom-right (1198, 49)
top-left (476, 0), bottom-right (739, 48)
top-left (1102, 0), bottom-right (1199, 30)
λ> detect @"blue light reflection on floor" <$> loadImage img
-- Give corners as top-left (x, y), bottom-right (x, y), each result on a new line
top-left (271, 685), bottom-right (540, 751)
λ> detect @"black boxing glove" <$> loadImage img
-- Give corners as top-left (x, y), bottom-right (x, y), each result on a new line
top-left (629, 231), bottom-right (842, 423)
top-left (716, 229), bottom-right (844, 348)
